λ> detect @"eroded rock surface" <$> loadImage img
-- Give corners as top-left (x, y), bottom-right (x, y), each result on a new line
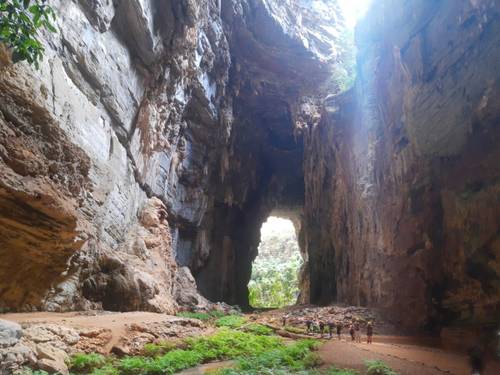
top-left (302, 0), bottom-right (500, 330)
top-left (0, 0), bottom-right (499, 337)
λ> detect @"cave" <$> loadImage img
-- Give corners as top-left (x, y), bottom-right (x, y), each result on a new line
top-left (0, 0), bottom-right (498, 339)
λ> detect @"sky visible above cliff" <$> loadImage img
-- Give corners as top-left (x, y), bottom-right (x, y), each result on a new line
top-left (338, 0), bottom-right (373, 27)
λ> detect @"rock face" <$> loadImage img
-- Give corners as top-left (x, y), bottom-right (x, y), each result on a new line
top-left (0, 0), bottom-right (499, 334)
top-left (302, 0), bottom-right (500, 330)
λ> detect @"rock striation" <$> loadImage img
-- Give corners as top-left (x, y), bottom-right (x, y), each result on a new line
top-left (302, 0), bottom-right (500, 330)
top-left (0, 0), bottom-right (499, 335)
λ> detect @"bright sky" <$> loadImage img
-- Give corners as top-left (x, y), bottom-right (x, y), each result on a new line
top-left (261, 216), bottom-right (295, 237)
top-left (337, 0), bottom-right (373, 28)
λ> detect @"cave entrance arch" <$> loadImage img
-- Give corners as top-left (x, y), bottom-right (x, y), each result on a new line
top-left (248, 216), bottom-right (303, 308)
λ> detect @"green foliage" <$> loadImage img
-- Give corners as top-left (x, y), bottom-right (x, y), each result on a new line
top-left (176, 310), bottom-right (227, 321)
top-left (88, 364), bottom-right (120, 375)
top-left (142, 341), bottom-right (177, 357)
top-left (215, 339), bottom-right (320, 375)
top-left (242, 323), bottom-right (274, 336)
top-left (249, 250), bottom-right (302, 308)
top-left (18, 369), bottom-right (50, 375)
top-left (69, 353), bottom-right (107, 373)
top-left (0, 0), bottom-right (56, 68)
top-left (365, 360), bottom-right (398, 375)
top-left (117, 356), bottom-right (152, 374)
top-left (214, 315), bottom-right (246, 328)
top-left (69, 329), bottom-right (289, 375)
top-left (152, 349), bottom-right (204, 373)
top-left (186, 329), bottom-right (282, 361)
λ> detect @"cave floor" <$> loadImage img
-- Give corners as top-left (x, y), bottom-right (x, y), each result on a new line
top-left (3, 308), bottom-right (500, 374)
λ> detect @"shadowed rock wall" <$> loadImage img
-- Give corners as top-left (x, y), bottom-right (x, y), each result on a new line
top-left (303, 0), bottom-right (500, 330)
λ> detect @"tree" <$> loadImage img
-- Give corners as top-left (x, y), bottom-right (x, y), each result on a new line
top-left (0, 0), bottom-right (56, 68)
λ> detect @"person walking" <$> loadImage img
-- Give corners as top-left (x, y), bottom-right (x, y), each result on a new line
top-left (319, 320), bottom-right (325, 338)
top-left (327, 320), bottom-right (335, 339)
top-left (366, 321), bottom-right (373, 344)
top-left (349, 324), bottom-right (355, 341)
top-left (354, 321), bottom-right (361, 343)
top-left (336, 322), bottom-right (342, 340)
top-left (305, 318), bottom-right (313, 334)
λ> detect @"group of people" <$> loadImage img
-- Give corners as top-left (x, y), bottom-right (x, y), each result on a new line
top-left (282, 315), bottom-right (373, 344)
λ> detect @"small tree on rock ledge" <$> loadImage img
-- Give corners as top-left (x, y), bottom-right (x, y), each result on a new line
top-left (0, 0), bottom-right (56, 68)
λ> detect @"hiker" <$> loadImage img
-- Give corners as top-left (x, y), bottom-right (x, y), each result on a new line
top-left (327, 321), bottom-right (335, 339)
top-left (336, 322), bottom-right (342, 340)
top-left (366, 321), bottom-right (373, 344)
top-left (305, 318), bottom-right (313, 333)
top-left (354, 321), bottom-right (361, 343)
top-left (349, 324), bottom-right (355, 341)
top-left (319, 320), bottom-right (325, 338)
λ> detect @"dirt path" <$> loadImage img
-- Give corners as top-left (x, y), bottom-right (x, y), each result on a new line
top-left (1, 311), bottom-right (188, 352)
top-left (318, 338), bottom-right (500, 375)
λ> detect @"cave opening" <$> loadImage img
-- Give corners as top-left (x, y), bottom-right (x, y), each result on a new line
top-left (248, 216), bottom-right (303, 309)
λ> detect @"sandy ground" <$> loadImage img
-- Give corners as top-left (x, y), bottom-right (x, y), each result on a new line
top-left (1, 311), bottom-right (186, 351)
top-left (318, 337), bottom-right (500, 375)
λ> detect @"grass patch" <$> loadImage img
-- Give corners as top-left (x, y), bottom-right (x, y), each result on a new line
top-left (69, 353), bottom-right (107, 373)
top-left (215, 339), bottom-right (320, 374)
top-left (68, 329), bottom-right (289, 375)
top-left (214, 315), bottom-right (246, 328)
top-left (365, 360), bottom-right (398, 375)
top-left (142, 341), bottom-right (178, 357)
top-left (176, 310), bottom-right (229, 322)
top-left (176, 311), bottom-right (212, 321)
top-left (242, 323), bottom-right (273, 335)
top-left (186, 329), bottom-right (282, 361)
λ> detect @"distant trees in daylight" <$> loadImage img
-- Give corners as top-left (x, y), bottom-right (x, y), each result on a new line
top-left (248, 218), bottom-right (302, 308)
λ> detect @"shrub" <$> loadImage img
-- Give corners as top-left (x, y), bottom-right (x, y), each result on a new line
top-left (365, 360), bottom-right (398, 375)
top-left (234, 339), bottom-right (320, 373)
top-left (17, 369), bottom-right (50, 375)
top-left (151, 349), bottom-right (204, 373)
top-left (215, 315), bottom-right (246, 328)
top-left (209, 310), bottom-right (227, 318)
top-left (187, 329), bottom-right (282, 361)
top-left (118, 356), bottom-right (152, 375)
top-left (243, 323), bottom-right (274, 336)
top-left (69, 353), bottom-right (107, 373)
top-left (142, 341), bottom-right (177, 357)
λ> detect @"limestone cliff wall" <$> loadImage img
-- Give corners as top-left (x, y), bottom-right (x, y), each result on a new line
top-left (0, 0), bottom-right (498, 334)
top-left (0, 0), bottom-right (342, 312)
top-left (0, 0), bottom-right (230, 312)
top-left (303, 0), bottom-right (500, 330)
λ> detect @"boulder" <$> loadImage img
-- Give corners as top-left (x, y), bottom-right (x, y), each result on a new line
top-left (36, 343), bottom-right (69, 375)
top-left (0, 319), bottom-right (22, 348)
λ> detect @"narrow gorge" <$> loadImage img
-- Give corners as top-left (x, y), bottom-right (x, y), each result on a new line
top-left (0, 0), bottom-right (499, 365)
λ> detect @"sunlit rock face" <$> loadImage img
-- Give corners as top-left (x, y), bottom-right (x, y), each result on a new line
top-left (0, 0), bottom-right (342, 312)
top-left (0, 0), bottom-right (228, 312)
top-left (303, 0), bottom-right (500, 330)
